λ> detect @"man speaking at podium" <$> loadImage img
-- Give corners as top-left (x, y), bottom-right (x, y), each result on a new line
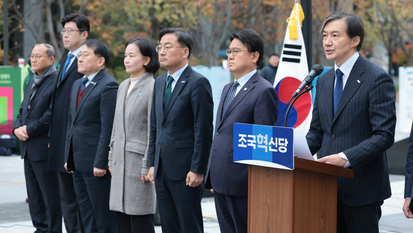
top-left (306, 12), bottom-right (396, 233)
top-left (205, 29), bottom-right (278, 233)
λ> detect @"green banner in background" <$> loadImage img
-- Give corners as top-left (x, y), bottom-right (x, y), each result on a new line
top-left (0, 66), bottom-right (26, 135)
top-left (0, 97), bottom-right (7, 124)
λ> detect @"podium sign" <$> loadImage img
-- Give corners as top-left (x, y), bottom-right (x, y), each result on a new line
top-left (233, 123), bottom-right (294, 170)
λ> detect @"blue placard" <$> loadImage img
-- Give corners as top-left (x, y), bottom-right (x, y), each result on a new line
top-left (233, 123), bottom-right (294, 170)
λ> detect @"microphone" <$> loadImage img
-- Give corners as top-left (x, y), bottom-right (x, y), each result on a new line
top-left (292, 64), bottom-right (324, 97)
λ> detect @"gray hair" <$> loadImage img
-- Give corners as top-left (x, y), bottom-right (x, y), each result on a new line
top-left (34, 43), bottom-right (55, 57)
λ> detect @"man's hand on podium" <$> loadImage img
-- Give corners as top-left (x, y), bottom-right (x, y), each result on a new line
top-left (317, 154), bottom-right (347, 167)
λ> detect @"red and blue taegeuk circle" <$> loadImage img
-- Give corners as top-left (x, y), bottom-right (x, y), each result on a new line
top-left (275, 76), bottom-right (312, 128)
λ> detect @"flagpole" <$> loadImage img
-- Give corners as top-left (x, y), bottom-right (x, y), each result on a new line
top-left (301, 0), bottom-right (312, 72)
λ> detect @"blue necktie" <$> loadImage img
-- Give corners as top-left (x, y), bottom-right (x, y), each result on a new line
top-left (61, 54), bottom-right (75, 80)
top-left (222, 81), bottom-right (240, 117)
top-left (334, 69), bottom-right (343, 115)
top-left (80, 77), bottom-right (89, 91)
top-left (164, 75), bottom-right (174, 109)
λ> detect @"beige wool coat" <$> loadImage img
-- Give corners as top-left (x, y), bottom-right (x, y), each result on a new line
top-left (108, 72), bottom-right (156, 215)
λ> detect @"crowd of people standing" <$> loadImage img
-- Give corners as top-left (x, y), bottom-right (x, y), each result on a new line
top-left (13, 9), bottom-right (412, 233)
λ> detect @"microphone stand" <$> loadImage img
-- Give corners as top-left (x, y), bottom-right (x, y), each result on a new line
top-left (284, 85), bottom-right (314, 127)
top-left (274, 95), bottom-right (294, 126)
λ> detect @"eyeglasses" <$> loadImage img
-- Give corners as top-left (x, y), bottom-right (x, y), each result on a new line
top-left (30, 55), bottom-right (48, 60)
top-left (76, 53), bottom-right (90, 59)
top-left (77, 53), bottom-right (102, 59)
top-left (61, 28), bottom-right (81, 35)
top-left (226, 49), bottom-right (248, 57)
top-left (156, 45), bottom-right (183, 53)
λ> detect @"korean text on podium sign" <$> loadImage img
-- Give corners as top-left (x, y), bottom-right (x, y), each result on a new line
top-left (233, 123), bottom-right (294, 170)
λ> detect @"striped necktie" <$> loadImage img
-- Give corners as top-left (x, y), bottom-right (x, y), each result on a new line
top-left (222, 81), bottom-right (240, 117)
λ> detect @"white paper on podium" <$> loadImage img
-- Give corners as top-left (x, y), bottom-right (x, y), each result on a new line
top-left (293, 129), bottom-right (315, 161)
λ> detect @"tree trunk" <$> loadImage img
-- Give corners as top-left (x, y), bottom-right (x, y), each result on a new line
top-left (45, 0), bottom-right (62, 60)
top-left (196, 0), bottom-right (232, 67)
top-left (12, 0), bottom-right (45, 42)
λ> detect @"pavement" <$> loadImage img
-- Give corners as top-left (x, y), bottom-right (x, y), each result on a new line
top-left (1, 154), bottom-right (413, 233)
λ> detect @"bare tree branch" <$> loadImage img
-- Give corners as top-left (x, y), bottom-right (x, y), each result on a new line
top-left (0, 26), bottom-right (21, 44)
top-left (78, 0), bottom-right (89, 15)
top-left (387, 0), bottom-right (412, 65)
top-left (58, 0), bottom-right (65, 20)
top-left (11, 0), bottom-right (45, 42)
top-left (196, 0), bottom-right (232, 66)
top-left (45, 0), bottom-right (62, 59)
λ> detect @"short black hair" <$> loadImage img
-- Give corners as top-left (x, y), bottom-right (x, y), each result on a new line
top-left (84, 39), bottom-right (110, 66)
top-left (61, 13), bottom-right (90, 33)
top-left (320, 11), bottom-right (364, 51)
top-left (125, 37), bottom-right (160, 74)
top-left (34, 43), bottom-right (55, 57)
top-left (158, 28), bottom-right (193, 59)
top-left (229, 29), bottom-right (264, 67)
top-left (269, 53), bottom-right (279, 58)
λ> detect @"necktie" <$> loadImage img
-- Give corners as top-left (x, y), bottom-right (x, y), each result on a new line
top-left (334, 69), bottom-right (343, 115)
top-left (61, 54), bottom-right (75, 80)
top-left (222, 81), bottom-right (240, 117)
top-left (164, 75), bottom-right (174, 109)
top-left (80, 77), bottom-right (89, 91)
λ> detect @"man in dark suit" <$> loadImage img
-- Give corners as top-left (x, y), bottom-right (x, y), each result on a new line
top-left (48, 13), bottom-right (89, 233)
top-left (147, 28), bottom-right (213, 233)
top-left (64, 39), bottom-right (118, 232)
top-left (205, 29), bottom-right (279, 233)
top-left (306, 12), bottom-right (396, 233)
top-left (403, 122), bottom-right (413, 218)
top-left (14, 43), bottom-right (62, 233)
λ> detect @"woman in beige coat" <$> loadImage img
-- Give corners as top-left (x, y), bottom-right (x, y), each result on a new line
top-left (108, 37), bottom-right (159, 233)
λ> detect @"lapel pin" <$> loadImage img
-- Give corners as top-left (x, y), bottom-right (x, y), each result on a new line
top-left (91, 81), bottom-right (96, 85)
top-left (181, 81), bottom-right (185, 84)
top-left (244, 88), bottom-right (247, 91)
top-left (357, 80), bottom-right (360, 83)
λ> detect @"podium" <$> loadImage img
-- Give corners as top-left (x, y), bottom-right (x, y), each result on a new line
top-left (248, 156), bottom-right (354, 233)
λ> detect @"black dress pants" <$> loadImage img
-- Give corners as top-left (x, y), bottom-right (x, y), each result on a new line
top-left (116, 212), bottom-right (154, 233)
top-left (25, 157), bottom-right (62, 233)
top-left (57, 171), bottom-right (84, 233)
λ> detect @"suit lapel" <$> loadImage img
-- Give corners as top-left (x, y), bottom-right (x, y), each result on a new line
top-left (70, 79), bottom-right (81, 124)
top-left (126, 74), bottom-right (150, 120)
top-left (58, 57), bottom-right (78, 88)
top-left (156, 74), bottom-right (167, 121)
top-left (163, 66), bottom-right (191, 120)
top-left (332, 56), bottom-right (365, 124)
top-left (56, 54), bottom-right (67, 87)
top-left (27, 76), bottom-right (53, 117)
top-left (216, 83), bottom-right (232, 127)
top-left (120, 79), bottom-right (130, 120)
top-left (74, 70), bottom-right (104, 120)
top-left (323, 68), bottom-right (335, 124)
top-left (218, 72), bottom-right (258, 129)
top-left (22, 81), bottom-right (32, 118)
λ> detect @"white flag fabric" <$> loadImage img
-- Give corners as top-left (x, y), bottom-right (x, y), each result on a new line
top-left (273, 2), bottom-right (314, 159)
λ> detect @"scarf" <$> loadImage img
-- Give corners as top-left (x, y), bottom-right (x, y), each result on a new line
top-left (28, 65), bottom-right (56, 109)
top-left (29, 65), bottom-right (56, 101)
